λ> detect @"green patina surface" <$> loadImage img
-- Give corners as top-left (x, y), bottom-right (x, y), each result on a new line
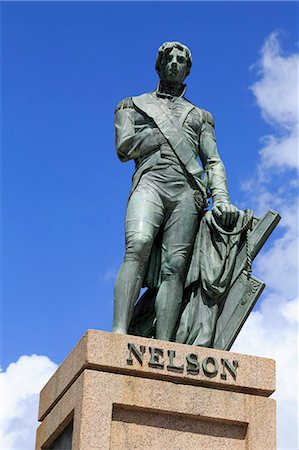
top-left (112, 42), bottom-right (280, 349)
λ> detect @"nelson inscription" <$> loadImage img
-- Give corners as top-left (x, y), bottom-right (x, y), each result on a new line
top-left (126, 342), bottom-right (239, 380)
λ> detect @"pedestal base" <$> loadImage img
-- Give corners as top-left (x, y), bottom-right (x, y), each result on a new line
top-left (35, 330), bottom-right (276, 450)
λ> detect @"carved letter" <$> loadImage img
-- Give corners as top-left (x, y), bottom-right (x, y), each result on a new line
top-left (126, 343), bottom-right (146, 366)
top-left (186, 353), bottom-right (199, 375)
top-left (167, 350), bottom-right (184, 372)
top-left (221, 358), bottom-right (239, 380)
top-left (149, 347), bottom-right (164, 369)
top-left (202, 356), bottom-right (218, 378)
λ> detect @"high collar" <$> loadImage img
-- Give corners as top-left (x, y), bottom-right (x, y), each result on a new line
top-left (155, 79), bottom-right (186, 99)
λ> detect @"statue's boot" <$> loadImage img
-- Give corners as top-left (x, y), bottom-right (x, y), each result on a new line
top-left (113, 259), bottom-right (144, 334)
top-left (155, 276), bottom-right (183, 341)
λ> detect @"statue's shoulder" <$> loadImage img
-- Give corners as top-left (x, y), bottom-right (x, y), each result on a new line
top-left (132, 92), bottom-right (154, 105)
top-left (115, 93), bottom-right (153, 112)
top-left (115, 97), bottom-right (134, 112)
top-left (132, 92), bottom-right (153, 100)
top-left (182, 98), bottom-right (214, 125)
top-left (197, 107), bottom-right (215, 127)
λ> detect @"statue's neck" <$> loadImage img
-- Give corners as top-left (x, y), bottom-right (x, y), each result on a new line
top-left (157, 79), bottom-right (186, 98)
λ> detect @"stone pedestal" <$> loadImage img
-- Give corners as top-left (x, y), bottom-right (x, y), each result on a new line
top-left (35, 330), bottom-right (276, 450)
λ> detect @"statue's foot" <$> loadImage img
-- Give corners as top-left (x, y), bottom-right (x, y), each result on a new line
top-left (112, 328), bottom-right (127, 335)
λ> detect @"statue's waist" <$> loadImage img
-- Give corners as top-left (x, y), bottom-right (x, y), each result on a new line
top-left (136, 142), bottom-right (200, 169)
top-left (133, 150), bottom-right (207, 196)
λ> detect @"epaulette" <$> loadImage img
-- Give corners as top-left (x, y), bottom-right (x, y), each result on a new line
top-left (115, 97), bottom-right (134, 112)
top-left (201, 108), bottom-right (215, 127)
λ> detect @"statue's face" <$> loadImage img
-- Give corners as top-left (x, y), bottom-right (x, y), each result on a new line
top-left (161, 47), bottom-right (188, 83)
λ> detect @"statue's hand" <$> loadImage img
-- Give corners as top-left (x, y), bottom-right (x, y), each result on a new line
top-left (212, 203), bottom-right (239, 228)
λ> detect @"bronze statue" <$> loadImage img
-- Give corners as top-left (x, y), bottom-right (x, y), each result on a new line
top-left (112, 42), bottom-right (280, 348)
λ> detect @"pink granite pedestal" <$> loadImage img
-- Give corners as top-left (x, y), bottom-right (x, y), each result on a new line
top-left (35, 330), bottom-right (276, 450)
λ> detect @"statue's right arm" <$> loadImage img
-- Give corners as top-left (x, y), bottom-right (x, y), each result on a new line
top-left (115, 98), bottom-right (166, 162)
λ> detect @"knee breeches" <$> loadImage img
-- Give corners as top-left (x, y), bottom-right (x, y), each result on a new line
top-left (124, 182), bottom-right (199, 280)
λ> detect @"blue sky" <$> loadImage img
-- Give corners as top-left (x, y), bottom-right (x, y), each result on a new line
top-left (2, 0), bottom-right (297, 366)
top-left (1, 2), bottom-right (298, 448)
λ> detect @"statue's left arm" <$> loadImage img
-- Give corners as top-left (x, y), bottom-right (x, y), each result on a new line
top-left (199, 110), bottom-right (239, 227)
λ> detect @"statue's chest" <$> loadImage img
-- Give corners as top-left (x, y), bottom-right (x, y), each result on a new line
top-left (159, 99), bottom-right (202, 135)
top-left (159, 98), bottom-right (188, 122)
top-left (134, 95), bottom-right (202, 137)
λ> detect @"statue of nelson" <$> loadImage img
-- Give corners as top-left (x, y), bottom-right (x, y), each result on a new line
top-left (112, 41), bottom-right (239, 343)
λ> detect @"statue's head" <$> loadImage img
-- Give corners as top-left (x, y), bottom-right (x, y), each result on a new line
top-left (155, 41), bottom-right (192, 83)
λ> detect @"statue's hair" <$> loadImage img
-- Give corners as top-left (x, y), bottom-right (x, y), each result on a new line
top-left (155, 41), bottom-right (192, 78)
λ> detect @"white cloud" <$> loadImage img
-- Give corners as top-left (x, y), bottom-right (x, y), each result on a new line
top-left (259, 129), bottom-right (298, 173)
top-left (101, 267), bottom-right (119, 283)
top-left (234, 31), bottom-right (299, 450)
top-left (249, 31), bottom-right (299, 180)
top-left (232, 295), bottom-right (298, 449)
top-left (255, 205), bottom-right (298, 299)
top-left (0, 355), bottom-right (58, 450)
top-left (251, 31), bottom-right (298, 132)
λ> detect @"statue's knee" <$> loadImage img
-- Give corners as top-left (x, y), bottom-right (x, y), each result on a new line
top-left (161, 254), bottom-right (186, 280)
top-left (126, 233), bottom-right (152, 261)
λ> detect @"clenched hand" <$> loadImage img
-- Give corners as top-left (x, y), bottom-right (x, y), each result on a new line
top-left (212, 203), bottom-right (239, 228)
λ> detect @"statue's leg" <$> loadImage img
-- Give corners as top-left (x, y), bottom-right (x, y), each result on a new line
top-left (113, 187), bottom-right (164, 334)
top-left (155, 189), bottom-right (199, 341)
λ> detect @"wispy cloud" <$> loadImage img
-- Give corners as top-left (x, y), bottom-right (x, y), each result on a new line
top-left (0, 355), bottom-right (58, 449)
top-left (251, 32), bottom-right (298, 132)
top-left (100, 267), bottom-right (119, 283)
top-left (233, 295), bottom-right (298, 449)
top-left (233, 32), bottom-right (299, 450)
